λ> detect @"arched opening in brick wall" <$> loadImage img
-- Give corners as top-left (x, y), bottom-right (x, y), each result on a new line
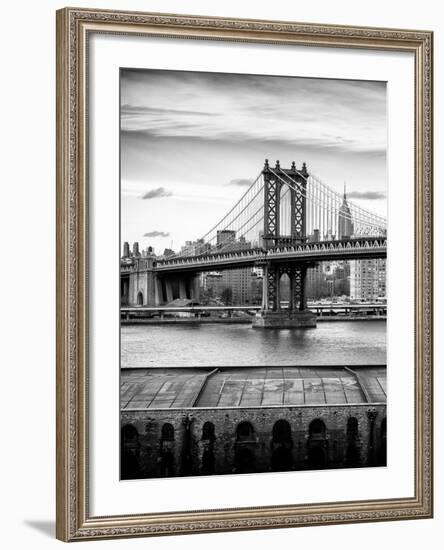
top-left (202, 421), bottom-right (215, 442)
top-left (160, 450), bottom-right (175, 477)
top-left (309, 418), bottom-right (326, 437)
top-left (201, 449), bottom-right (215, 475)
top-left (347, 416), bottom-right (359, 436)
top-left (161, 422), bottom-right (174, 441)
top-left (271, 419), bottom-right (293, 471)
top-left (236, 421), bottom-right (255, 442)
top-left (378, 417), bottom-right (387, 466)
top-left (272, 419), bottom-right (292, 445)
top-left (235, 447), bottom-right (255, 474)
top-left (345, 416), bottom-right (361, 467)
top-left (122, 423), bottom-right (138, 440)
top-left (271, 446), bottom-right (293, 472)
top-left (307, 418), bottom-right (328, 469)
top-left (307, 445), bottom-right (327, 468)
top-left (120, 424), bottom-right (140, 480)
top-left (137, 290), bottom-right (144, 306)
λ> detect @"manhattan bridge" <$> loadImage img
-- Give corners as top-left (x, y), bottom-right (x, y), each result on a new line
top-left (121, 159), bottom-right (387, 328)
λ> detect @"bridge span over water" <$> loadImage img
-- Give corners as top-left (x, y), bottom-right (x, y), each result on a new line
top-left (121, 160), bottom-right (387, 328)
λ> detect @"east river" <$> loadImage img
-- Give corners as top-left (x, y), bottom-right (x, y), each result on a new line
top-left (121, 320), bottom-right (386, 368)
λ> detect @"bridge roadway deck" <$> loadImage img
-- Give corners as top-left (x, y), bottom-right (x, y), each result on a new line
top-left (154, 238), bottom-right (387, 274)
top-left (121, 365), bottom-right (386, 410)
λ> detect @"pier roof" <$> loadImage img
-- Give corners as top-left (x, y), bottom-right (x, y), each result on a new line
top-left (120, 365), bottom-right (386, 410)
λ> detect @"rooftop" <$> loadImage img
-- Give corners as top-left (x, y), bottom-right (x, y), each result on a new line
top-left (121, 365), bottom-right (386, 410)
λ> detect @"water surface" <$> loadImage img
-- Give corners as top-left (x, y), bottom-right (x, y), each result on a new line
top-left (121, 321), bottom-right (386, 368)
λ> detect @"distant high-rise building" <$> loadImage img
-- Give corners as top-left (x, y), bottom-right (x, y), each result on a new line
top-left (306, 261), bottom-right (351, 300)
top-left (132, 242), bottom-right (140, 257)
top-left (306, 264), bottom-right (325, 300)
top-left (257, 230), bottom-right (265, 249)
top-left (217, 230), bottom-right (236, 247)
top-left (204, 273), bottom-right (224, 300)
top-left (350, 259), bottom-right (386, 301)
top-left (122, 242), bottom-right (130, 258)
top-left (338, 184), bottom-right (354, 239)
top-left (180, 239), bottom-right (211, 256)
top-left (215, 231), bottom-right (252, 253)
top-left (333, 261), bottom-right (351, 296)
top-left (205, 269), bottom-right (261, 305)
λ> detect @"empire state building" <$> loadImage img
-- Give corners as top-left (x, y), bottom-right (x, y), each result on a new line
top-left (338, 184), bottom-right (354, 239)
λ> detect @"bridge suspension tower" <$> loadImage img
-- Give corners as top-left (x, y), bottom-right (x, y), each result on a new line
top-left (255, 160), bottom-right (316, 328)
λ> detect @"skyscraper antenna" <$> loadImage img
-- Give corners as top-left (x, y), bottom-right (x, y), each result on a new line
top-left (344, 181), bottom-right (347, 200)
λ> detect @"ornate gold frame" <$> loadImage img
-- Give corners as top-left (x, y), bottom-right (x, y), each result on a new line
top-left (56, 7), bottom-right (433, 542)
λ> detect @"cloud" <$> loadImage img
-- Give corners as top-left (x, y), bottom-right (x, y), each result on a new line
top-left (122, 104), bottom-right (216, 118)
top-left (140, 187), bottom-right (172, 199)
top-left (143, 231), bottom-right (170, 238)
top-left (120, 69), bottom-right (387, 156)
top-left (228, 178), bottom-right (254, 187)
top-left (347, 191), bottom-right (386, 200)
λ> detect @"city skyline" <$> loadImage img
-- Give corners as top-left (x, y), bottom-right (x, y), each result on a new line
top-left (121, 69), bottom-right (387, 251)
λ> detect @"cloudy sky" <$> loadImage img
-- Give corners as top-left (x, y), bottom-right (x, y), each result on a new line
top-left (121, 68), bottom-right (387, 253)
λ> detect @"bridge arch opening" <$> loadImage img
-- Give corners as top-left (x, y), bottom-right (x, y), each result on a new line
top-left (120, 277), bottom-right (129, 306)
top-left (279, 272), bottom-right (291, 306)
top-left (137, 291), bottom-right (144, 306)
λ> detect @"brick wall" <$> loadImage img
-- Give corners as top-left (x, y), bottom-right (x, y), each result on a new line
top-left (120, 404), bottom-right (386, 479)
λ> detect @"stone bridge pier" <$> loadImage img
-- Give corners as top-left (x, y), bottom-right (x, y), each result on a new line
top-left (121, 255), bottom-right (200, 306)
top-left (160, 273), bottom-right (200, 304)
top-left (253, 262), bottom-right (316, 328)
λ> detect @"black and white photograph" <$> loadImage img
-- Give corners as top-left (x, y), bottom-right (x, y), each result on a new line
top-left (119, 68), bottom-right (388, 480)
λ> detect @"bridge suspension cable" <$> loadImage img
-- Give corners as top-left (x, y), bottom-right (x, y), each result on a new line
top-left (175, 172), bottom-right (267, 258)
top-left (171, 162), bottom-right (387, 259)
top-left (269, 168), bottom-right (386, 239)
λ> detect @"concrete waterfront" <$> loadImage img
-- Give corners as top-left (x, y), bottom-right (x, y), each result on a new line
top-left (252, 309), bottom-right (317, 328)
top-left (120, 303), bottom-right (387, 326)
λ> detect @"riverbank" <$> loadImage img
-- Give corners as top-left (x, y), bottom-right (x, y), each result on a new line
top-left (121, 315), bottom-right (386, 326)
